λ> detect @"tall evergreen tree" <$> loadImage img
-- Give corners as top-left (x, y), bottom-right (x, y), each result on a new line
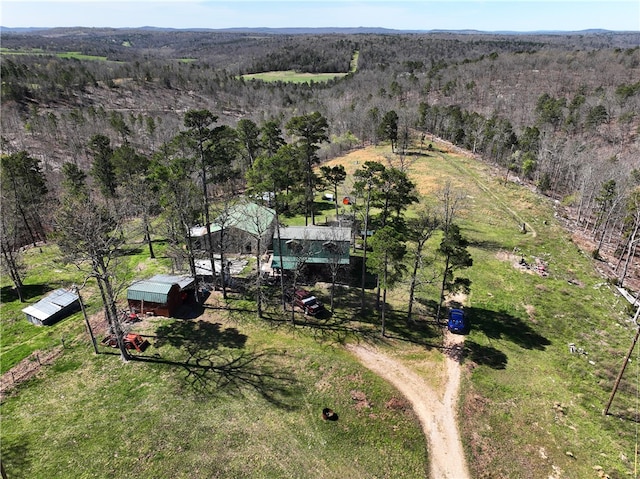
top-left (89, 134), bottom-right (117, 201)
top-left (286, 112), bottom-right (329, 226)
top-left (320, 164), bottom-right (347, 220)
top-left (353, 161), bottom-right (385, 310)
top-left (236, 118), bottom-right (261, 172)
top-left (436, 224), bottom-right (473, 323)
top-left (181, 109), bottom-right (224, 285)
top-left (378, 110), bottom-right (399, 152)
top-left (367, 226), bottom-right (407, 336)
top-left (406, 208), bottom-right (440, 322)
top-left (0, 150), bottom-right (49, 247)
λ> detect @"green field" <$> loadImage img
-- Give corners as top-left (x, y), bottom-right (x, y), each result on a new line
top-left (241, 50), bottom-right (358, 84)
top-left (0, 48), bottom-right (108, 61)
top-left (242, 70), bottom-right (349, 84)
top-left (1, 139), bottom-right (637, 478)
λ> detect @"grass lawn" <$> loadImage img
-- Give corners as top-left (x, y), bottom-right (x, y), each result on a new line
top-left (2, 310), bottom-right (428, 478)
top-left (1, 138), bottom-right (638, 478)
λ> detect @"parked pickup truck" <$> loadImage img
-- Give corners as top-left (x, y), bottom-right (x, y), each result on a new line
top-left (288, 289), bottom-right (324, 316)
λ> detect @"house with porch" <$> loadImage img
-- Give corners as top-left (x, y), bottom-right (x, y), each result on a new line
top-left (271, 225), bottom-right (351, 272)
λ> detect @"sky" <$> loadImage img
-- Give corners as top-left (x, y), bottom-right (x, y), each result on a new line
top-left (1, 0), bottom-right (639, 32)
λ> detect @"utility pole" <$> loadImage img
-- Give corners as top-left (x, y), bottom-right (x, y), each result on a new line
top-left (603, 304), bottom-right (640, 416)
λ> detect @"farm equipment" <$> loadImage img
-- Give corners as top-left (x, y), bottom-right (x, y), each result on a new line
top-left (101, 333), bottom-right (150, 352)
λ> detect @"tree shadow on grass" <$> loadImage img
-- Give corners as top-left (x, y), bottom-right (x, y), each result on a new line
top-left (114, 246), bottom-right (143, 257)
top-left (134, 349), bottom-right (300, 410)
top-left (1, 436), bottom-right (31, 478)
top-left (0, 283), bottom-right (49, 303)
top-left (383, 306), bottom-right (442, 346)
top-left (466, 237), bottom-right (506, 252)
top-left (154, 320), bottom-right (248, 351)
top-left (467, 306), bottom-right (551, 351)
top-left (464, 340), bottom-right (508, 369)
top-left (138, 319), bottom-right (299, 408)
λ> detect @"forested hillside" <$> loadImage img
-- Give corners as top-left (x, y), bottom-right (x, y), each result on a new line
top-left (2, 28), bottom-right (639, 286)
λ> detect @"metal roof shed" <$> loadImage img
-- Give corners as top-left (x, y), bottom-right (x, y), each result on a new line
top-left (127, 280), bottom-right (180, 317)
top-left (22, 288), bottom-right (80, 326)
top-left (127, 281), bottom-right (175, 304)
top-left (147, 274), bottom-right (195, 291)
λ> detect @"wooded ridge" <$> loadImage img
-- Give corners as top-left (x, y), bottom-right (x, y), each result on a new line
top-left (1, 29), bottom-right (639, 289)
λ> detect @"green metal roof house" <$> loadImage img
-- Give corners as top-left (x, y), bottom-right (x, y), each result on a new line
top-left (272, 226), bottom-right (351, 271)
top-left (190, 201), bottom-right (276, 254)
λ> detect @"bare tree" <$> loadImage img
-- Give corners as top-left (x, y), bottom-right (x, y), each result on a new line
top-left (323, 226), bottom-right (351, 313)
top-left (273, 229), bottom-right (315, 324)
top-left (437, 180), bottom-right (466, 234)
top-left (0, 213), bottom-right (25, 302)
top-left (616, 188), bottom-right (640, 287)
top-left (55, 195), bottom-right (131, 360)
top-left (238, 200), bottom-right (276, 319)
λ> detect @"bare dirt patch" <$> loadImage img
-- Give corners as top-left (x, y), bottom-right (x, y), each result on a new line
top-left (0, 347), bottom-right (64, 400)
top-left (496, 250), bottom-right (549, 277)
top-left (1, 311), bottom-right (109, 400)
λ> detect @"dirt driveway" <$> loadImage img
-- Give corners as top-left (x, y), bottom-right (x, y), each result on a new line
top-left (347, 331), bottom-right (470, 479)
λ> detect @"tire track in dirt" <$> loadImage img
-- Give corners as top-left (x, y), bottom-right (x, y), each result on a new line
top-left (347, 335), bottom-right (470, 479)
top-left (436, 148), bottom-right (537, 238)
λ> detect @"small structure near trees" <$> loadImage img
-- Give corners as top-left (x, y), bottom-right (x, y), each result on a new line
top-left (21, 288), bottom-right (80, 326)
top-left (126, 274), bottom-right (195, 317)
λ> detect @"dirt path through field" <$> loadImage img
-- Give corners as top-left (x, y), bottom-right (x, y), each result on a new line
top-left (347, 333), bottom-right (469, 479)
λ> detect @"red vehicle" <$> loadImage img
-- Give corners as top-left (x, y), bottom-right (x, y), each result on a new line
top-left (289, 289), bottom-right (324, 316)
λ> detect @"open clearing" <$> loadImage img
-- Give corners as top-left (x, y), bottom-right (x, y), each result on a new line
top-left (242, 70), bottom-right (349, 83)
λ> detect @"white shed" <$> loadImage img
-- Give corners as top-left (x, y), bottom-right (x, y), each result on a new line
top-left (22, 288), bottom-right (80, 326)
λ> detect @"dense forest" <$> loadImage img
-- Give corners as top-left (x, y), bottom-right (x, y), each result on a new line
top-left (1, 28), bottom-right (639, 290)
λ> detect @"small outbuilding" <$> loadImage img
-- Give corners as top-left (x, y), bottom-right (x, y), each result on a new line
top-left (126, 274), bottom-right (195, 317)
top-left (22, 288), bottom-right (80, 326)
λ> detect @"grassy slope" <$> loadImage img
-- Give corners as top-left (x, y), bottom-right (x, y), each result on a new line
top-left (322, 143), bottom-right (637, 478)
top-left (1, 314), bottom-right (427, 478)
top-left (432, 150), bottom-right (635, 478)
top-left (1, 140), bottom-right (637, 478)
